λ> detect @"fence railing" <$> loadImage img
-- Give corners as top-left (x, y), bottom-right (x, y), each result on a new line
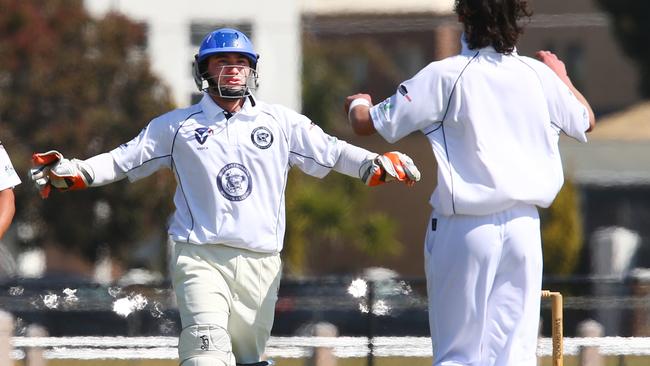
top-left (1, 274), bottom-right (650, 365)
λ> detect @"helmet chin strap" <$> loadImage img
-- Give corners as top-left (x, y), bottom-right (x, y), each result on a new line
top-left (203, 79), bottom-right (247, 99)
top-left (217, 85), bottom-right (248, 98)
top-left (203, 66), bottom-right (257, 99)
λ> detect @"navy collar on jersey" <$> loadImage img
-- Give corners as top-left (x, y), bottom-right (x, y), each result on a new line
top-left (199, 92), bottom-right (259, 120)
top-left (460, 33), bottom-right (518, 56)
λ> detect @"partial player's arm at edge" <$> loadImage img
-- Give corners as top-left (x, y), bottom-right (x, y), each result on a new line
top-left (0, 188), bottom-right (15, 239)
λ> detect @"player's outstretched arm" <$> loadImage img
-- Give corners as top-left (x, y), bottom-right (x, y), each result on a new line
top-left (535, 50), bottom-right (596, 132)
top-left (31, 150), bottom-right (94, 198)
top-left (344, 93), bottom-right (377, 136)
top-left (30, 151), bottom-right (126, 198)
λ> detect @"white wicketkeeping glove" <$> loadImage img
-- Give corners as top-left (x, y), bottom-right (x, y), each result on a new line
top-left (359, 151), bottom-right (421, 187)
top-left (30, 150), bottom-right (94, 199)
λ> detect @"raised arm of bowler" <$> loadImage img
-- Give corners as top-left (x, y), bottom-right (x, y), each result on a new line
top-left (344, 1), bottom-right (594, 365)
top-left (30, 28), bottom-right (420, 366)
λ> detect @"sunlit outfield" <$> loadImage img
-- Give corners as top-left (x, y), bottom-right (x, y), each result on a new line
top-left (12, 356), bottom-right (649, 366)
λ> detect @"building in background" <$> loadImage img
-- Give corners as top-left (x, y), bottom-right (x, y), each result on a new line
top-left (84, 0), bottom-right (302, 110)
top-left (561, 102), bottom-right (650, 273)
top-left (83, 0), bottom-right (640, 116)
top-left (81, 0), bottom-right (646, 277)
top-left (82, 0), bottom-right (458, 111)
top-left (302, 0), bottom-right (640, 116)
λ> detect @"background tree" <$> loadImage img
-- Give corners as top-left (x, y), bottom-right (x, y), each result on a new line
top-left (284, 172), bottom-right (402, 276)
top-left (540, 179), bottom-right (583, 275)
top-left (597, 0), bottom-right (650, 98)
top-left (0, 0), bottom-right (175, 278)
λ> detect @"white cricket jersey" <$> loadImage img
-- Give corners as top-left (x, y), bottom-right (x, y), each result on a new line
top-left (0, 142), bottom-right (21, 190)
top-left (111, 93), bottom-right (346, 252)
top-left (370, 36), bottom-right (590, 216)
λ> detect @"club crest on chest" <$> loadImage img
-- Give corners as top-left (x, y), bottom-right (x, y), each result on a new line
top-left (251, 126), bottom-right (273, 149)
top-left (217, 163), bottom-right (252, 201)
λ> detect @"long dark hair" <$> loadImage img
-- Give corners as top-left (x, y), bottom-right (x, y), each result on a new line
top-left (454, 0), bottom-right (532, 54)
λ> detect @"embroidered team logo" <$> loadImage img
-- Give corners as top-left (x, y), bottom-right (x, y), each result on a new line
top-left (3, 165), bottom-right (15, 177)
top-left (251, 126), bottom-right (273, 149)
top-left (398, 84), bottom-right (412, 102)
top-left (379, 99), bottom-right (392, 120)
top-left (217, 163), bottom-right (252, 201)
top-left (199, 335), bottom-right (210, 350)
top-left (194, 127), bottom-right (213, 145)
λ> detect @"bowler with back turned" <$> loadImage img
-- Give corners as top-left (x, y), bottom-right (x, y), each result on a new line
top-left (30, 28), bottom-right (421, 366)
top-left (344, 0), bottom-right (595, 365)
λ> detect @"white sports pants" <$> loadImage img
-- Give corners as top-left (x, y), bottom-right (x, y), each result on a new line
top-left (172, 241), bottom-right (282, 363)
top-left (424, 203), bottom-right (542, 366)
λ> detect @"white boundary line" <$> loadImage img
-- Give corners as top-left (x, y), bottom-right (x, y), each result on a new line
top-left (10, 336), bottom-right (650, 359)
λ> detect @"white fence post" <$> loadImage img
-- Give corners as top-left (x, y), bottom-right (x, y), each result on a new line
top-left (577, 319), bottom-right (604, 366)
top-left (25, 325), bottom-right (48, 366)
top-left (307, 322), bottom-right (338, 366)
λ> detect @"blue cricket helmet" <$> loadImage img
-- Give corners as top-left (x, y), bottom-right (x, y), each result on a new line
top-left (196, 28), bottom-right (258, 67)
top-left (192, 28), bottom-right (260, 96)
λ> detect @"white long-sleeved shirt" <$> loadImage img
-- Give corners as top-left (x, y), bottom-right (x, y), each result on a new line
top-left (0, 143), bottom-right (20, 190)
top-left (102, 94), bottom-right (371, 252)
top-left (370, 36), bottom-right (590, 216)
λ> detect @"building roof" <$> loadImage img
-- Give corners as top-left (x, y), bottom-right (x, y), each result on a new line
top-left (560, 101), bottom-right (650, 186)
top-left (588, 102), bottom-right (650, 141)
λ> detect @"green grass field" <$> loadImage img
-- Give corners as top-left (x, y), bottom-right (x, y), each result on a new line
top-left (15, 356), bottom-right (650, 366)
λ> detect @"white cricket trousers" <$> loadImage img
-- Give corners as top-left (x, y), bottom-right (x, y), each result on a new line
top-left (424, 203), bottom-right (543, 366)
top-left (172, 241), bottom-right (282, 363)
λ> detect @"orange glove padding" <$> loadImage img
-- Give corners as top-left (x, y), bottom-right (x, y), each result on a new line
top-left (360, 151), bottom-right (421, 187)
top-left (30, 150), bottom-right (94, 198)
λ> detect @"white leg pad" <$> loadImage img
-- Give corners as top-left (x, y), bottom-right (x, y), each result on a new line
top-left (179, 324), bottom-right (236, 366)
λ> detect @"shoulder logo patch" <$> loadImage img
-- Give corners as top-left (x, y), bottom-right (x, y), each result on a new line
top-left (194, 127), bottom-right (213, 145)
top-left (379, 99), bottom-right (392, 120)
top-left (398, 84), bottom-right (412, 102)
top-left (217, 163), bottom-right (252, 201)
top-left (251, 126), bottom-right (273, 149)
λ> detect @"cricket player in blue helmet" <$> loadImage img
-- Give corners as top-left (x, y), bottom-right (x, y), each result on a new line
top-left (30, 27), bottom-right (421, 366)
top-left (193, 28), bottom-right (259, 99)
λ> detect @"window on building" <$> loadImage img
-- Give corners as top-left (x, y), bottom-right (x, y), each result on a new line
top-left (190, 22), bottom-right (253, 46)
